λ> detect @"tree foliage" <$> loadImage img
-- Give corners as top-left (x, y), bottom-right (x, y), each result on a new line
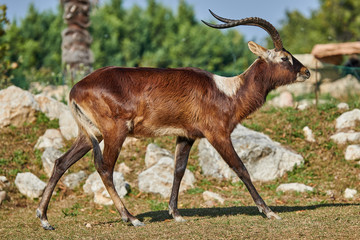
top-left (278, 0), bottom-right (360, 53)
top-left (1, 3), bottom-right (64, 88)
top-left (6, 0), bottom-right (360, 88)
top-left (0, 4), bottom-right (12, 89)
top-left (1, 0), bottom-right (254, 89)
top-left (90, 0), bottom-right (253, 73)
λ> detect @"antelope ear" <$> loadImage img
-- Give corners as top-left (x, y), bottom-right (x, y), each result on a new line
top-left (248, 41), bottom-right (268, 58)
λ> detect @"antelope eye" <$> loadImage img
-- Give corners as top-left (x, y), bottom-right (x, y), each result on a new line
top-left (281, 57), bottom-right (289, 62)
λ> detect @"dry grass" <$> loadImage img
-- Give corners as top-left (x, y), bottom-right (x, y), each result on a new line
top-left (0, 97), bottom-right (360, 239)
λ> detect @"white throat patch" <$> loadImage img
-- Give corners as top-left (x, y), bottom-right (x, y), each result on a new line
top-left (213, 74), bottom-right (243, 97)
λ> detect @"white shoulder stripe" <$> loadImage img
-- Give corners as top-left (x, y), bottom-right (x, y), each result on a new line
top-left (213, 74), bottom-right (243, 97)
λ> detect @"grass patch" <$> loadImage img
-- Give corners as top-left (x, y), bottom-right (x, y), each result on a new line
top-left (187, 187), bottom-right (205, 194)
top-left (62, 203), bottom-right (82, 218)
top-left (35, 112), bottom-right (59, 129)
top-left (148, 200), bottom-right (168, 211)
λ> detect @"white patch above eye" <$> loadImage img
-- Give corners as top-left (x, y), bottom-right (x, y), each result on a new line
top-left (213, 74), bottom-right (243, 97)
top-left (266, 49), bottom-right (293, 65)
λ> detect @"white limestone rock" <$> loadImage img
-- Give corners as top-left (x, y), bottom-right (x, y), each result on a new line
top-left (335, 109), bottom-right (360, 131)
top-left (330, 131), bottom-right (360, 145)
top-left (269, 91), bottom-right (294, 108)
top-left (0, 176), bottom-right (10, 191)
top-left (297, 101), bottom-right (311, 111)
top-left (117, 162), bottom-right (132, 175)
top-left (35, 129), bottom-right (64, 150)
top-left (198, 125), bottom-right (304, 182)
top-left (0, 191), bottom-right (6, 204)
top-left (0, 86), bottom-right (39, 127)
top-left (303, 126), bottom-right (316, 142)
top-left (344, 188), bottom-right (357, 199)
top-left (345, 145), bottom-right (360, 161)
top-left (59, 109), bottom-right (78, 140)
top-left (144, 143), bottom-right (173, 168)
top-left (202, 191), bottom-right (225, 204)
top-left (276, 183), bottom-right (314, 193)
top-left (41, 147), bottom-right (64, 177)
top-left (63, 171), bottom-right (87, 189)
top-left (83, 171), bottom-right (129, 205)
top-left (296, 99), bottom-right (329, 111)
top-left (34, 94), bottom-right (69, 120)
top-left (123, 137), bottom-right (139, 147)
top-left (337, 102), bottom-right (349, 111)
top-left (320, 74), bottom-right (360, 98)
top-left (138, 154), bottom-right (195, 198)
top-left (15, 172), bottom-right (46, 199)
top-left (99, 137), bottom-right (139, 153)
top-left (30, 82), bottom-right (70, 102)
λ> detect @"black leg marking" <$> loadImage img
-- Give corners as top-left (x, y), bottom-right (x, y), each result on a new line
top-left (37, 134), bottom-right (92, 230)
top-left (169, 136), bottom-right (194, 222)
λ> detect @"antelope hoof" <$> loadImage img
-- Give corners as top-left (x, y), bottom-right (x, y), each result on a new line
top-left (174, 216), bottom-right (186, 223)
top-left (131, 219), bottom-right (145, 227)
top-left (36, 209), bottom-right (55, 230)
top-left (42, 224), bottom-right (55, 230)
top-left (169, 206), bottom-right (185, 222)
top-left (266, 211), bottom-right (281, 220)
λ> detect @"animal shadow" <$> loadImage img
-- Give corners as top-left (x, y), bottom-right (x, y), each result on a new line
top-left (136, 203), bottom-right (360, 223)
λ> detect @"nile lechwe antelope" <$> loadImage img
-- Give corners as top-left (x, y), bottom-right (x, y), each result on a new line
top-left (36, 10), bottom-right (310, 229)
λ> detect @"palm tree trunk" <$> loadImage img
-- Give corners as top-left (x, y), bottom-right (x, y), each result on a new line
top-left (61, 0), bottom-right (94, 86)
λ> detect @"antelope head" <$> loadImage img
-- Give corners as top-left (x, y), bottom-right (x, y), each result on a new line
top-left (202, 10), bottom-right (310, 87)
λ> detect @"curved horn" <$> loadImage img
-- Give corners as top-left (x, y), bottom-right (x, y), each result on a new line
top-left (202, 10), bottom-right (283, 51)
top-left (208, 9), bottom-right (234, 23)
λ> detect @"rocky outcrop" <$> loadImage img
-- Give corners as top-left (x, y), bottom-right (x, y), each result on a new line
top-left (331, 108), bottom-right (360, 162)
top-left (335, 109), bottom-right (360, 132)
top-left (138, 144), bottom-right (195, 198)
top-left (35, 129), bottom-right (64, 150)
top-left (268, 91), bottom-right (294, 108)
top-left (303, 126), bottom-right (316, 143)
top-left (345, 145), bottom-right (360, 161)
top-left (0, 191), bottom-right (6, 204)
top-left (34, 94), bottom-right (68, 120)
top-left (15, 172), bottom-right (46, 199)
top-left (83, 171), bottom-right (129, 205)
top-left (320, 75), bottom-right (360, 98)
top-left (41, 147), bottom-right (64, 177)
top-left (202, 191), bottom-right (225, 204)
top-left (276, 183), bottom-right (314, 193)
top-left (63, 171), bottom-right (87, 189)
top-left (330, 131), bottom-right (360, 145)
top-left (144, 143), bottom-right (173, 168)
top-left (59, 109), bottom-right (78, 140)
top-left (198, 125), bottom-right (304, 182)
top-left (0, 86), bottom-right (40, 127)
top-left (344, 188), bottom-right (357, 199)
top-left (0, 176), bottom-right (10, 190)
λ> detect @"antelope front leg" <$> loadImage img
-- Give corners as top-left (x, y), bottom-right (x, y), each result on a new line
top-left (168, 137), bottom-right (194, 222)
top-left (206, 134), bottom-right (281, 220)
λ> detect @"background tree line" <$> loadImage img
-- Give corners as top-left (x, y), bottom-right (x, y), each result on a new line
top-left (278, 0), bottom-right (360, 54)
top-left (1, 0), bottom-right (360, 89)
top-left (0, 0), bottom-right (253, 89)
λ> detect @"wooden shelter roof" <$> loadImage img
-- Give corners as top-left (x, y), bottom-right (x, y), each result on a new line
top-left (311, 42), bottom-right (360, 65)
